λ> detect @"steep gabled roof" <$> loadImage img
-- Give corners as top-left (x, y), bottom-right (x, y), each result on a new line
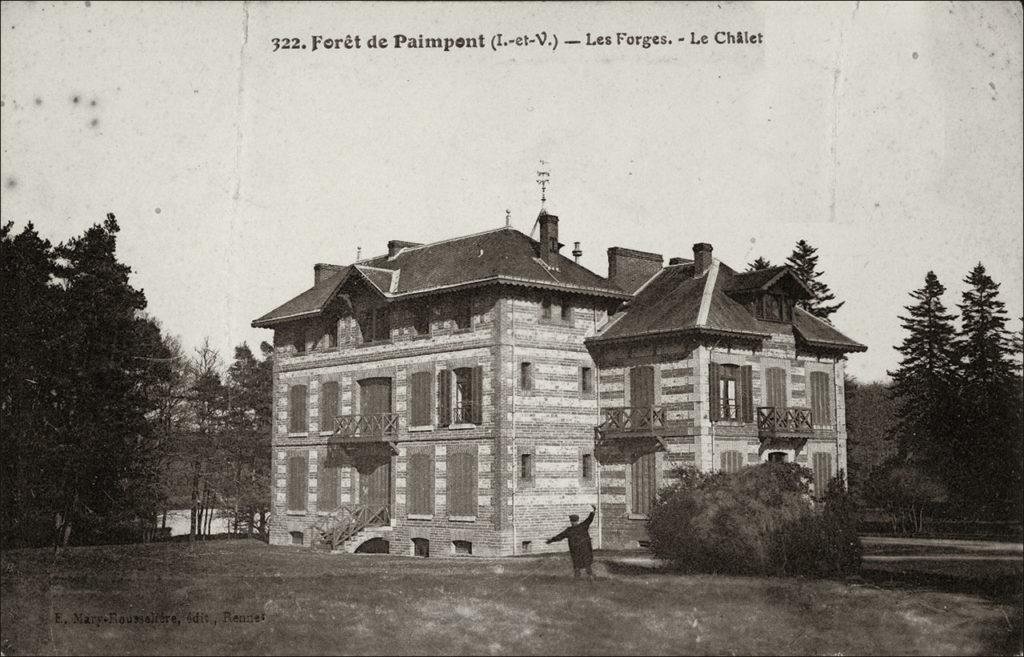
top-left (589, 260), bottom-right (864, 353)
top-left (252, 228), bottom-right (627, 328)
top-left (726, 265), bottom-right (813, 298)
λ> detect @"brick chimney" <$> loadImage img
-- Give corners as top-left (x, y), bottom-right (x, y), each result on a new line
top-left (538, 211), bottom-right (560, 267)
top-left (607, 247), bottom-right (664, 293)
top-left (387, 240), bottom-right (422, 259)
top-left (692, 243), bottom-right (713, 276)
top-left (314, 263), bottom-right (345, 284)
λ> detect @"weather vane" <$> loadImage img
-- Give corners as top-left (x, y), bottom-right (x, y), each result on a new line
top-left (536, 160), bottom-right (550, 208)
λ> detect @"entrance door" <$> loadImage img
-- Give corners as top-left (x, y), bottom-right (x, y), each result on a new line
top-left (358, 457), bottom-right (391, 510)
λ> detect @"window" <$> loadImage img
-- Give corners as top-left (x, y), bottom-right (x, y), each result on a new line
top-left (320, 381), bottom-right (338, 431)
top-left (709, 363), bottom-right (752, 422)
top-left (413, 538), bottom-right (430, 557)
top-left (437, 367), bottom-right (483, 426)
top-left (629, 452), bottom-right (656, 517)
top-left (454, 296), bottom-right (472, 330)
top-left (720, 450), bottom-right (743, 474)
top-left (318, 451), bottom-right (339, 511)
top-left (287, 453), bottom-right (307, 512)
top-left (581, 452), bottom-right (594, 482)
top-left (519, 451), bottom-right (534, 483)
top-left (767, 451), bottom-right (787, 463)
top-left (521, 541), bottom-right (532, 554)
top-left (757, 293), bottom-right (793, 322)
top-left (560, 297), bottom-right (572, 322)
top-left (541, 296), bottom-right (553, 319)
top-left (406, 448), bottom-right (434, 516)
top-left (809, 372), bottom-right (832, 427)
top-left (289, 531), bottom-right (304, 545)
top-left (765, 367), bottom-right (787, 409)
top-left (453, 540), bottom-right (473, 556)
top-left (447, 446), bottom-right (478, 518)
top-left (812, 452), bottom-right (833, 498)
top-left (580, 366), bottom-right (594, 395)
top-left (289, 385), bottom-right (308, 433)
top-left (413, 304), bottom-right (431, 336)
top-left (409, 371), bottom-right (433, 427)
top-left (360, 306), bottom-right (391, 343)
top-left (322, 322), bottom-right (338, 349)
top-left (520, 362), bottom-right (533, 391)
top-left (293, 325), bottom-right (307, 354)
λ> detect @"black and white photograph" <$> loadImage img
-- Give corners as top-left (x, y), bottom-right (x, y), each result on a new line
top-left (1, 1), bottom-right (1022, 655)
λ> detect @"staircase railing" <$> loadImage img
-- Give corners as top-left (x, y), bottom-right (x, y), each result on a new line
top-left (312, 503), bottom-right (391, 551)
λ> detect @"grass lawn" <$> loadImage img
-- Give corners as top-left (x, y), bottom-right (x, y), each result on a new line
top-left (1, 539), bottom-right (1020, 655)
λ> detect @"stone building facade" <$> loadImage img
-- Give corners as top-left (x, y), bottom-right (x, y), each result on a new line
top-left (252, 213), bottom-right (865, 556)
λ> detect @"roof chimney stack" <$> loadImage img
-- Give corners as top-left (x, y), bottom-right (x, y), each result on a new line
top-left (692, 243), bottom-right (713, 276)
top-left (607, 246), bottom-right (663, 293)
top-left (572, 241), bottom-right (582, 264)
top-left (314, 263), bottom-right (345, 285)
top-left (387, 240), bottom-right (422, 259)
top-left (538, 210), bottom-right (560, 268)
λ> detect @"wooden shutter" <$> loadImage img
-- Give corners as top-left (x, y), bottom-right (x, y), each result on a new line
top-left (287, 454), bottom-right (307, 511)
top-left (471, 366), bottom-right (483, 424)
top-left (810, 372), bottom-right (831, 426)
top-left (290, 385), bottom-right (307, 433)
top-left (766, 367), bottom-right (786, 409)
top-left (437, 370), bottom-right (451, 425)
top-left (407, 449), bottom-right (434, 516)
top-left (447, 447), bottom-right (478, 517)
top-left (410, 371), bottom-right (432, 426)
top-left (720, 450), bottom-right (743, 473)
top-left (359, 378), bottom-right (392, 416)
top-left (320, 381), bottom-right (338, 430)
top-left (319, 452), bottom-right (338, 511)
top-left (630, 365), bottom-right (655, 407)
top-left (740, 366), bottom-right (753, 423)
top-left (708, 363), bottom-right (721, 421)
top-left (631, 452), bottom-right (656, 516)
top-left (813, 452), bottom-right (833, 498)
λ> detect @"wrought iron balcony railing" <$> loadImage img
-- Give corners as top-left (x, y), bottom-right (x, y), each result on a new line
top-left (756, 406), bottom-right (813, 439)
top-left (333, 413), bottom-right (399, 442)
top-left (596, 406), bottom-right (667, 436)
top-left (438, 401), bottom-right (481, 425)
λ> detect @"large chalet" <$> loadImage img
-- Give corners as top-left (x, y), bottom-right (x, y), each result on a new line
top-left (252, 208), bottom-right (865, 555)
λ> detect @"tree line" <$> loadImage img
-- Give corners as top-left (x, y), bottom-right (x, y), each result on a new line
top-left (1, 217), bottom-right (272, 549)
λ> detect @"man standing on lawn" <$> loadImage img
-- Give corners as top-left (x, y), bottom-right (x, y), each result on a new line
top-left (546, 504), bottom-right (597, 580)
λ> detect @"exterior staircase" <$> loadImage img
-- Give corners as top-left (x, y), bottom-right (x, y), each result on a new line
top-left (312, 503), bottom-right (392, 553)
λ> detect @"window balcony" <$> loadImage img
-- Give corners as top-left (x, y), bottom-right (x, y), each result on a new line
top-left (756, 407), bottom-right (814, 440)
top-left (438, 400), bottom-right (481, 426)
top-left (595, 406), bottom-right (667, 439)
top-left (331, 413), bottom-right (399, 443)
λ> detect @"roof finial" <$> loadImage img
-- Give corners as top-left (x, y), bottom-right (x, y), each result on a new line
top-left (505, 209), bottom-right (511, 228)
top-left (536, 160), bottom-right (550, 211)
top-left (356, 246), bottom-right (362, 261)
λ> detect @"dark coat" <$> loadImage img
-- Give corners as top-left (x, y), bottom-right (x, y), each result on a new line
top-left (546, 511), bottom-right (595, 568)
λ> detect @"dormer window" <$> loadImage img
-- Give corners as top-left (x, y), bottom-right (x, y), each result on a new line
top-left (757, 293), bottom-right (793, 323)
top-left (359, 306), bottom-right (390, 343)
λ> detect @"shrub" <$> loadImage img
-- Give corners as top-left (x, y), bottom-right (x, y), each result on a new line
top-left (647, 463), bottom-right (861, 578)
top-left (862, 461), bottom-right (947, 535)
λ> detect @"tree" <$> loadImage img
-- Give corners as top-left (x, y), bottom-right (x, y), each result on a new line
top-left (863, 461), bottom-right (947, 534)
top-left (954, 264), bottom-right (1022, 518)
top-left (844, 376), bottom-right (898, 501)
top-left (746, 257), bottom-right (773, 272)
top-left (887, 271), bottom-right (960, 475)
top-left (786, 240), bottom-right (844, 319)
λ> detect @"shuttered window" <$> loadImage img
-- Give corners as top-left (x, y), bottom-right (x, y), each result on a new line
top-left (319, 451), bottom-right (339, 511)
top-left (320, 381), bottom-right (338, 431)
top-left (720, 450), bottom-right (744, 473)
top-left (580, 452), bottom-right (594, 482)
top-left (406, 448), bottom-right (434, 516)
top-left (410, 371), bottom-right (433, 426)
top-left (289, 385), bottom-right (307, 434)
top-left (765, 367), bottom-right (787, 409)
top-left (437, 370), bottom-right (452, 426)
top-left (629, 451), bottom-right (657, 516)
top-left (519, 451), bottom-right (534, 483)
top-left (580, 366), bottom-right (594, 395)
top-left (709, 364), bottom-right (753, 422)
top-left (813, 452), bottom-right (833, 498)
top-left (447, 446), bottom-right (478, 518)
top-left (809, 372), bottom-right (832, 427)
top-left (287, 454), bottom-right (308, 512)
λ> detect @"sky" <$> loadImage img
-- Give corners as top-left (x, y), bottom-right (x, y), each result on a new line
top-left (2, 1), bottom-right (1022, 382)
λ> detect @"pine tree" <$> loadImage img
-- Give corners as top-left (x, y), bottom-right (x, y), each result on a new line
top-left (746, 257), bottom-right (773, 272)
top-left (786, 240), bottom-right (844, 319)
top-left (954, 264), bottom-right (1022, 519)
top-left (887, 272), bottom-right (960, 477)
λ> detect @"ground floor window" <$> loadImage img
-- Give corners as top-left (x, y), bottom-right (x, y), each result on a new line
top-left (767, 451), bottom-right (788, 463)
top-left (453, 540), bottom-right (473, 556)
top-left (412, 537), bottom-right (430, 557)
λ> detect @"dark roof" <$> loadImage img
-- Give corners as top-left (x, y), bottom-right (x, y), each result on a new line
top-left (726, 266), bottom-right (811, 298)
top-left (252, 228), bottom-right (627, 327)
top-left (590, 260), bottom-right (864, 353)
top-left (251, 267), bottom-right (350, 327)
